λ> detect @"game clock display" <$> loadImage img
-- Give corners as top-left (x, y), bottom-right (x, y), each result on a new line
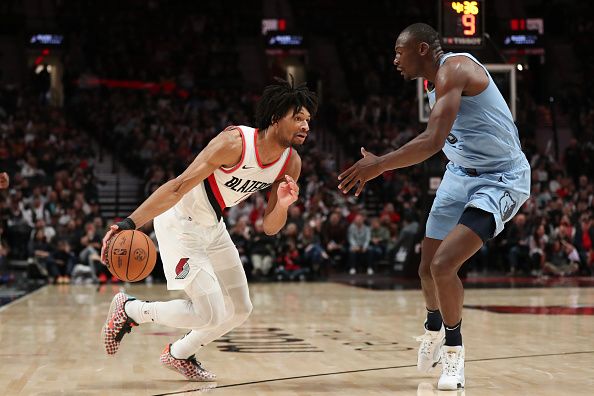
top-left (439, 0), bottom-right (484, 48)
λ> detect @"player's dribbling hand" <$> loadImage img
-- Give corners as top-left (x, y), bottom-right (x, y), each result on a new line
top-left (338, 147), bottom-right (384, 197)
top-left (277, 174), bottom-right (299, 208)
top-left (100, 224), bottom-right (120, 265)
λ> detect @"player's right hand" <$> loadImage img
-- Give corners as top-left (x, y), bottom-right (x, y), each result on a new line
top-left (101, 224), bottom-right (120, 265)
top-left (338, 147), bottom-right (384, 196)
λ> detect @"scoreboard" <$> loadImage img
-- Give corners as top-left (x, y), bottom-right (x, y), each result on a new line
top-left (439, 0), bottom-right (485, 48)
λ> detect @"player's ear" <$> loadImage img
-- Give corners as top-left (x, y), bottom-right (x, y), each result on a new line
top-left (419, 42), bottom-right (429, 56)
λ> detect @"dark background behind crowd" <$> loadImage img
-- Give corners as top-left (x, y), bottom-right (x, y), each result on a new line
top-left (1, 0), bottom-right (592, 288)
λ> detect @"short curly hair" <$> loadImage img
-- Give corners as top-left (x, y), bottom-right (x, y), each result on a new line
top-left (255, 76), bottom-right (318, 130)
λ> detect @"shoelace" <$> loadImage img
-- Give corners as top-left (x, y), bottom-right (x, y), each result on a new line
top-left (442, 350), bottom-right (461, 376)
top-left (415, 333), bottom-right (437, 356)
top-left (187, 355), bottom-right (206, 370)
top-left (115, 318), bottom-right (138, 342)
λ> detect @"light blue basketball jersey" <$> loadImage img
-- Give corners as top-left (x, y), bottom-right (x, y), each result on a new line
top-left (427, 53), bottom-right (526, 172)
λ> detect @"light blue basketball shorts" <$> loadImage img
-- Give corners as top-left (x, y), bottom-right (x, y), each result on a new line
top-left (426, 160), bottom-right (531, 241)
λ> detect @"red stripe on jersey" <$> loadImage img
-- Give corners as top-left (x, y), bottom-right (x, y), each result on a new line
top-left (220, 126), bottom-right (246, 174)
top-left (275, 147), bottom-right (293, 182)
top-left (207, 174), bottom-right (226, 209)
top-left (254, 129), bottom-right (283, 168)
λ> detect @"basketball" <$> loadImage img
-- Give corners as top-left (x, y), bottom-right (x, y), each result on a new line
top-left (106, 230), bottom-right (157, 282)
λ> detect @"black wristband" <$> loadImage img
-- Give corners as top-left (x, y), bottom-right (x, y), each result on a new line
top-left (116, 217), bottom-right (136, 230)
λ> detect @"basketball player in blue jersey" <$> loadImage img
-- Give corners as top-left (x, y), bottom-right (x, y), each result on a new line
top-left (338, 23), bottom-right (530, 390)
top-left (99, 77), bottom-right (317, 381)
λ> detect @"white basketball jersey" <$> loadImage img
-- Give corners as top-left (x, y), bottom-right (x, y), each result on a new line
top-left (173, 126), bottom-right (292, 226)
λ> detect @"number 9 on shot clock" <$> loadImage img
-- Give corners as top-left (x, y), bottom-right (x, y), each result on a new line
top-left (439, 0), bottom-right (485, 48)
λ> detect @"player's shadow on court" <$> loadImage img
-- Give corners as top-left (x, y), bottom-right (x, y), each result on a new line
top-left (80, 380), bottom-right (216, 394)
top-left (217, 377), bottom-right (421, 394)
top-left (155, 380), bottom-right (217, 394)
top-left (417, 382), bottom-right (465, 396)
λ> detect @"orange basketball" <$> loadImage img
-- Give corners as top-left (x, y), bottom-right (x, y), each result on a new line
top-left (106, 230), bottom-right (157, 282)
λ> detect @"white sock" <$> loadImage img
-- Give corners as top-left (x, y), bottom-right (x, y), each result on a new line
top-left (170, 332), bottom-right (205, 359)
top-left (124, 300), bottom-right (156, 324)
top-left (124, 298), bottom-right (218, 327)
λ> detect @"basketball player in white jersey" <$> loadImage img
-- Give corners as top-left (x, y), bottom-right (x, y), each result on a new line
top-left (100, 77), bottom-right (317, 381)
top-left (338, 24), bottom-right (530, 390)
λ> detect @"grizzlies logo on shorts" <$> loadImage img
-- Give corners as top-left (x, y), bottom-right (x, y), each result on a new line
top-left (499, 191), bottom-right (517, 222)
top-left (426, 161), bottom-right (530, 241)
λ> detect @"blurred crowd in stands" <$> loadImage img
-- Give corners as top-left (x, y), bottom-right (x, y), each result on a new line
top-left (0, 95), bottom-right (109, 284)
top-left (0, 0), bottom-right (592, 287)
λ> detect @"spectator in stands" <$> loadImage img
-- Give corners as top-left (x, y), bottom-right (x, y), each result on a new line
top-left (321, 211), bottom-right (348, 270)
top-left (230, 216), bottom-right (252, 273)
top-left (369, 216), bottom-right (390, 265)
top-left (28, 229), bottom-right (52, 280)
top-left (281, 223), bottom-right (299, 246)
top-left (543, 238), bottom-right (580, 276)
top-left (5, 199), bottom-right (31, 260)
top-left (32, 219), bottom-right (56, 245)
top-left (529, 223), bottom-right (549, 275)
top-left (299, 222), bottom-right (326, 279)
top-left (380, 202), bottom-right (401, 224)
top-left (507, 214), bottom-right (531, 275)
top-left (22, 196), bottom-right (51, 227)
top-left (274, 240), bottom-right (308, 281)
top-left (79, 222), bottom-right (105, 283)
top-left (249, 219), bottom-right (276, 279)
top-left (555, 215), bottom-right (575, 241)
top-left (47, 239), bottom-right (76, 284)
top-left (286, 205), bottom-right (304, 230)
top-left (390, 212), bottom-right (419, 269)
top-left (563, 138), bottom-right (581, 183)
top-left (573, 213), bottom-right (594, 275)
top-left (347, 214), bottom-right (372, 275)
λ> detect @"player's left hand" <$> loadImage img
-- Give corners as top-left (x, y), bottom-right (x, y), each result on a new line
top-left (100, 224), bottom-right (121, 266)
top-left (338, 147), bottom-right (384, 196)
top-left (277, 174), bottom-right (299, 208)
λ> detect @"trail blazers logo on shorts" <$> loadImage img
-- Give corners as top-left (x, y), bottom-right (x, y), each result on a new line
top-left (499, 191), bottom-right (517, 222)
top-left (175, 258), bottom-right (190, 279)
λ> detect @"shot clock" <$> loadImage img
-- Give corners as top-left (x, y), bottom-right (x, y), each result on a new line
top-left (439, 0), bottom-right (485, 48)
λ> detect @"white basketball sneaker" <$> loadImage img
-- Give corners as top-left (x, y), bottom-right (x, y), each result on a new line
top-left (438, 345), bottom-right (465, 390)
top-left (416, 324), bottom-right (445, 373)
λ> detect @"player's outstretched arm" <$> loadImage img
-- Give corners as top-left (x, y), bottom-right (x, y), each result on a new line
top-left (262, 152), bottom-right (301, 235)
top-left (338, 61), bottom-right (467, 196)
top-left (101, 128), bottom-right (243, 262)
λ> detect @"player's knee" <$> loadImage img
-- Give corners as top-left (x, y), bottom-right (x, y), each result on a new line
top-left (232, 298), bottom-right (253, 325)
top-left (186, 298), bottom-right (227, 328)
top-left (209, 308), bottom-right (227, 328)
top-left (430, 255), bottom-right (456, 279)
top-left (195, 303), bottom-right (226, 328)
top-left (418, 260), bottom-right (432, 280)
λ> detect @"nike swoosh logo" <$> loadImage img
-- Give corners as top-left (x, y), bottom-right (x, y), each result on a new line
top-left (242, 165), bottom-right (254, 170)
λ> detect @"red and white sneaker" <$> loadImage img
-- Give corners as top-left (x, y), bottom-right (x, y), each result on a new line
top-left (160, 344), bottom-right (216, 381)
top-left (102, 292), bottom-right (138, 355)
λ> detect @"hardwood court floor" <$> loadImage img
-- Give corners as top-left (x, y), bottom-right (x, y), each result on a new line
top-left (0, 282), bottom-right (593, 395)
